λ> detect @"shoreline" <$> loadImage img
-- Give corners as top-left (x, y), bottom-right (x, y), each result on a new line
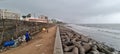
top-left (66, 24), bottom-right (120, 51)
top-left (59, 26), bottom-right (120, 54)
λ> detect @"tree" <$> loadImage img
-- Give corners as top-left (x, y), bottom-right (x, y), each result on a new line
top-left (26, 14), bottom-right (31, 18)
top-left (22, 15), bottom-right (26, 18)
top-left (22, 13), bottom-right (31, 19)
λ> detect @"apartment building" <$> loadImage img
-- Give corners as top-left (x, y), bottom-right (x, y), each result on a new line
top-left (0, 9), bottom-right (20, 20)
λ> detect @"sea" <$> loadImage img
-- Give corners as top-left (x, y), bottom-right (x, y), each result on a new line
top-left (67, 24), bottom-right (120, 50)
top-left (78, 24), bottom-right (120, 30)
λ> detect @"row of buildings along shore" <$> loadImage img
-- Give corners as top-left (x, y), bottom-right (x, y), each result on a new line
top-left (0, 9), bottom-right (58, 23)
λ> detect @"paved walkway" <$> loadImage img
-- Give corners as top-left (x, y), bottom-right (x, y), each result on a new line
top-left (1, 26), bottom-right (57, 54)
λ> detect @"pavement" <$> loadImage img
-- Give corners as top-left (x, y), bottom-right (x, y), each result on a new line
top-left (1, 26), bottom-right (57, 54)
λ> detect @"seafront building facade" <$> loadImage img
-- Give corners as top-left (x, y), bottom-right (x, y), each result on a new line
top-left (37, 15), bottom-right (48, 23)
top-left (0, 9), bottom-right (20, 20)
top-left (24, 15), bottom-right (49, 23)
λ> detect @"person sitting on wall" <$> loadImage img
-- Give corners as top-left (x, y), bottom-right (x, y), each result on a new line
top-left (42, 27), bottom-right (48, 33)
top-left (42, 27), bottom-right (46, 32)
top-left (25, 31), bottom-right (30, 42)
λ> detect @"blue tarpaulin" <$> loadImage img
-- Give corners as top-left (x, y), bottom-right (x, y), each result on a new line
top-left (3, 40), bottom-right (15, 47)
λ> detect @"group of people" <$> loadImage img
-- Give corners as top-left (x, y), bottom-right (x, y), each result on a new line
top-left (3, 31), bottom-right (31, 48)
top-left (1, 27), bottom-right (49, 51)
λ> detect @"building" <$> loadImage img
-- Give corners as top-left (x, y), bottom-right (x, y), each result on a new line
top-left (38, 15), bottom-right (48, 23)
top-left (25, 17), bottom-right (38, 22)
top-left (24, 15), bottom-right (49, 23)
top-left (0, 9), bottom-right (20, 20)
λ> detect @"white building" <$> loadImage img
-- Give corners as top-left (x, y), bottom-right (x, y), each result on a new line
top-left (38, 15), bottom-right (48, 23)
top-left (0, 9), bottom-right (20, 20)
top-left (23, 15), bottom-right (49, 23)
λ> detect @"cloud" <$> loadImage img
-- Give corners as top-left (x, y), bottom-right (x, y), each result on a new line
top-left (0, 0), bottom-right (120, 23)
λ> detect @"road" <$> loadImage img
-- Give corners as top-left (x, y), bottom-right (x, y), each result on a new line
top-left (66, 24), bottom-right (120, 51)
top-left (1, 26), bottom-right (57, 54)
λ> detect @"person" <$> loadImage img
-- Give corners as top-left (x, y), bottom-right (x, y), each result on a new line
top-left (22, 35), bottom-right (26, 42)
top-left (42, 27), bottom-right (48, 33)
top-left (46, 28), bottom-right (48, 33)
top-left (42, 27), bottom-right (46, 32)
top-left (25, 31), bottom-right (30, 42)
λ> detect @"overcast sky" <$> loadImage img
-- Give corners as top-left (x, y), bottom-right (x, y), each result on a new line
top-left (0, 0), bottom-right (120, 24)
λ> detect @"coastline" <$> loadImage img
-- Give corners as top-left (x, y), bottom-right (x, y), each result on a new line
top-left (59, 25), bottom-right (120, 54)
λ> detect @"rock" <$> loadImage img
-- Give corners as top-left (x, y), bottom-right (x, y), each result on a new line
top-left (59, 26), bottom-right (119, 54)
top-left (63, 44), bottom-right (74, 52)
top-left (74, 43), bottom-right (85, 54)
top-left (80, 36), bottom-right (89, 42)
top-left (89, 51), bottom-right (100, 54)
top-left (89, 45), bottom-right (100, 54)
top-left (99, 52), bottom-right (105, 54)
top-left (96, 44), bottom-right (112, 54)
top-left (82, 42), bottom-right (91, 52)
top-left (73, 47), bottom-right (79, 54)
top-left (111, 51), bottom-right (119, 54)
top-left (64, 52), bottom-right (74, 54)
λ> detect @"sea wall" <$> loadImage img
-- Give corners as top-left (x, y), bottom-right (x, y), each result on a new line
top-left (54, 26), bottom-right (120, 54)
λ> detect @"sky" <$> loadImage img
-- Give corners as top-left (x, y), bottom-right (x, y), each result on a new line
top-left (0, 0), bottom-right (120, 24)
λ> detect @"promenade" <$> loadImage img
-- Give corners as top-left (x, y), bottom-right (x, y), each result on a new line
top-left (1, 26), bottom-right (57, 54)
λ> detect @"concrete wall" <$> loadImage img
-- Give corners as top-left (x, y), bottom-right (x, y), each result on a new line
top-left (54, 27), bottom-right (63, 54)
